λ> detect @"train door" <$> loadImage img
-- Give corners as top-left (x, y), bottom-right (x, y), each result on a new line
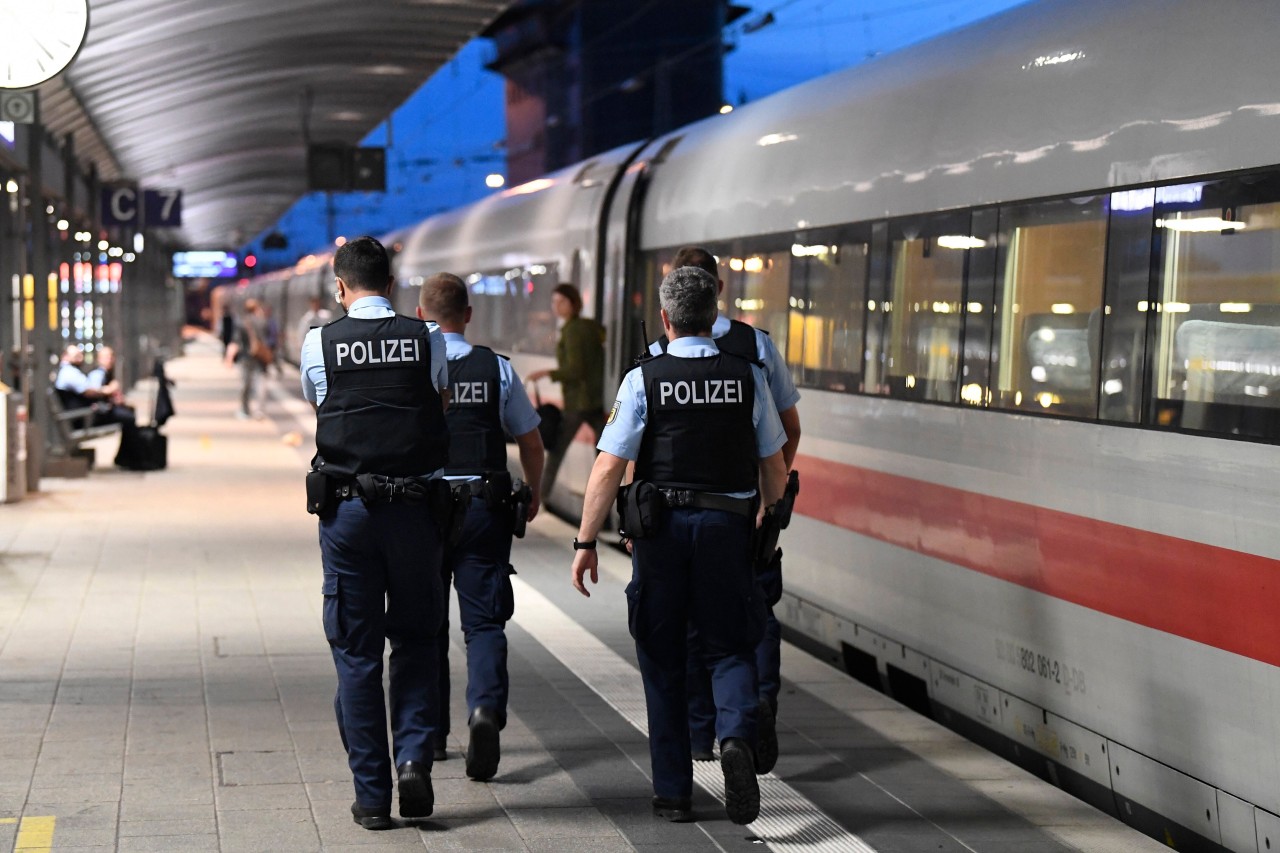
top-left (598, 138), bottom-right (676, 390)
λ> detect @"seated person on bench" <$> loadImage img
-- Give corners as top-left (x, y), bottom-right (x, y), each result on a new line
top-left (55, 344), bottom-right (142, 467)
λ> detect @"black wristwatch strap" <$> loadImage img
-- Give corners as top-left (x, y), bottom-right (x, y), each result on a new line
top-left (573, 537), bottom-right (597, 551)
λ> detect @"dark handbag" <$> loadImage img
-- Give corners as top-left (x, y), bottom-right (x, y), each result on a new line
top-left (532, 381), bottom-right (562, 449)
top-left (117, 425), bottom-right (167, 471)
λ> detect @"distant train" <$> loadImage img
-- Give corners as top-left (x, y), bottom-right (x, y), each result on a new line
top-left (243, 1), bottom-right (1280, 849)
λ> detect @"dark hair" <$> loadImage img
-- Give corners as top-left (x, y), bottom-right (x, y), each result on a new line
top-left (660, 266), bottom-right (718, 335)
top-left (552, 283), bottom-right (582, 315)
top-left (671, 246), bottom-right (719, 280)
top-left (419, 272), bottom-right (468, 324)
top-left (333, 236), bottom-right (390, 292)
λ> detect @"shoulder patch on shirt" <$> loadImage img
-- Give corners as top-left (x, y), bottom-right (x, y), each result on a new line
top-left (606, 399), bottom-right (620, 426)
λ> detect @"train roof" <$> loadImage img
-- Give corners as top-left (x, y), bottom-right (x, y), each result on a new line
top-left (638, 0), bottom-right (1280, 247)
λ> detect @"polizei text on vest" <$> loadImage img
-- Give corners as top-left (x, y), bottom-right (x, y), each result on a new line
top-left (657, 379), bottom-right (744, 406)
top-left (334, 338), bottom-right (422, 366)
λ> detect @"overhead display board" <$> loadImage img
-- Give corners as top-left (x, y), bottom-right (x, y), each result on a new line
top-left (172, 251), bottom-right (238, 279)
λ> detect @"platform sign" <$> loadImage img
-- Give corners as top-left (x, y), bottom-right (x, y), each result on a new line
top-left (102, 185), bottom-right (139, 227)
top-left (144, 188), bottom-right (182, 227)
top-left (101, 186), bottom-right (183, 227)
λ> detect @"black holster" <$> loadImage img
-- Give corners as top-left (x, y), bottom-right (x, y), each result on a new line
top-left (777, 469), bottom-right (801, 529)
top-left (480, 469), bottom-right (513, 512)
top-left (511, 479), bottom-right (533, 539)
top-left (752, 503), bottom-right (782, 575)
top-left (617, 480), bottom-right (662, 540)
top-left (305, 469), bottom-right (333, 515)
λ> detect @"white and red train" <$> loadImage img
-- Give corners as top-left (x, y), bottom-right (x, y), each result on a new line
top-left (244, 1), bottom-right (1280, 849)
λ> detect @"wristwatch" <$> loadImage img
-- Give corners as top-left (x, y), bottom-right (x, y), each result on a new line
top-left (573, 537), bottom-right (597, 550)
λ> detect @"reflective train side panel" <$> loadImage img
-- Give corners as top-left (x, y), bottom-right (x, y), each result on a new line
top-left (257, 1), bottom-right (1280, 847)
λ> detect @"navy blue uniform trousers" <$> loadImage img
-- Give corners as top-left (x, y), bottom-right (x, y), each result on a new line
top-left (628, 506), bottom-right (766, 800)
top-left (435, 495), bottom-right (517, 739)
top-left (320, 498), bottom-right (445, 809)
top-left (688, 555), bottom-right (783, 750)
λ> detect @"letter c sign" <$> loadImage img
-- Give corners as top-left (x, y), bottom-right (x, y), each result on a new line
top-left (101, 186), bottom-right (139, 227)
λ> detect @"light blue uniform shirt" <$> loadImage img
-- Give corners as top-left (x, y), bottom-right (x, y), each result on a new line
top-left (649, 314), bottom-right (800, 413)
top-left (86, 367), bottom-right (108, 389)
top-left (601, 336), bottom-right (786, 497)
top-left (441, 333), bottom-right (541, 483)
top-left (55, 362), bottom-right (90, 396)
top-left (300, 296), bottom-right (447, 406)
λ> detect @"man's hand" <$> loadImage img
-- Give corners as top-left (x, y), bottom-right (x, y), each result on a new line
top-left (527, 493), bottom-right (541, 523)
top-left (572, 549), bottom-right (599, 597)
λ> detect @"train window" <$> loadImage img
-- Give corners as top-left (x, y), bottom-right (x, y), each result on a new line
top-left (465, 262), bottom-right (559, 357)
top-left (991, 195), bottom-right (1107, 418)
top-left (1148, 174), bottom-right (1280, 439)
top-left (878, 212), bottom-right (969, 402)
top-left (789, 229), bottom-right (869, 392)
top-left (1099, 189), bottom-right (1155, 423)
top-left (722, 244), bottom-right (792, 355)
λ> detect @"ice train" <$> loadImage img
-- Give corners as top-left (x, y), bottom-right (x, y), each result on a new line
top-left (247, 1), bottom-right (1280, 849)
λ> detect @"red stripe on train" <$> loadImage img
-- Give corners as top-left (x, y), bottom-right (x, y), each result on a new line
top-left (792, 455), bottom-right (1280, 666)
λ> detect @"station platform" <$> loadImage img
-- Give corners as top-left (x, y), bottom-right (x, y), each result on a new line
top-left (0, 333), bottom-right (1167, 853)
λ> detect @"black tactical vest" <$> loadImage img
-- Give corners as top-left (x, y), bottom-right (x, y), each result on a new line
top-left (635, 351), bottom-right (757, 492)
top-left (313, 313), bottom-right (449, 478)
top-left (444, 346), bottom-right (508, 476)
top-left (655, 319), bottom-right (759, 361)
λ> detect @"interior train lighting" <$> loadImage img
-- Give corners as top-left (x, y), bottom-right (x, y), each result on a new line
top-left (1104, 379), bottom-right (1124, 395)
top-left (56, 219), bottom-right (68, 231)
top-left (735, 298), bottom-right (765, 311)
top-left (936, 235), bottom-right (986, 250)
top-left (1220, 303), bottom-right (1252, 312)
top-left (719, 104), bottom-right (734, 114)
top-left (967, 302), bottom-right (983, 313)
top-left (1051, 303), bottom-right (1075, 314)
top-left (743, 257), bottom-right (765, 273)
top-left (1157, 217), bottom-right (1246, 232)
top-left (729, 258), bottom-right (744, 271)
top-left (97, 240), bottom-right (108, 250)
top-left (4, 180), bottom-right (16, 193)
top-left (134, 233), bottom-right (145, 253)
top-left (485, 174), bottom-right (505, 188)
top-left (791, 243), bottom-right (830, 257)
top-left (1163, 302), bottom-right (1191, 312)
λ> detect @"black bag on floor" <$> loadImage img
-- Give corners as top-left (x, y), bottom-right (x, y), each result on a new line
top-left (117, 425), bottom-right (167, 471)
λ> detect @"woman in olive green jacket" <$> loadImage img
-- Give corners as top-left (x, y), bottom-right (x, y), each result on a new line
top-left (527, 284), bottom-right (605, 499)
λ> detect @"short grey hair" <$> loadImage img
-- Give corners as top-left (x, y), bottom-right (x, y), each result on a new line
top-left (660, 266), bottom-right (718, 335)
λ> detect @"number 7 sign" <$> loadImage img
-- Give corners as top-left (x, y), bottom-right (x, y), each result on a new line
top-left (144, 189), bottom-right (183, 227)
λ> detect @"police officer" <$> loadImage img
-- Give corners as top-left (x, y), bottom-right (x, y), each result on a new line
top-left (416, 272), bottom-right (544, 781)
top-left (572, 265), bottom-right (788, 825)
top-left (300, 236), bottom-right (451, 830)
top-left (649, 246), bottom-right (801, 773)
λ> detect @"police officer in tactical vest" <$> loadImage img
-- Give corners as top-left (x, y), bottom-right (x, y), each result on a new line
top-left (416, 272), bottom-right (545, 782)
top-left (649, 247), bottom-right (802, 774)
top-left (300, 236), bottom-right (452, 830)
top-left (572, 265), bottom-right (789, 825)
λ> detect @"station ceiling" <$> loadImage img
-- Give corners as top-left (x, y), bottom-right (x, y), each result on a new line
top-left (38, 0), bottom-right (512, 249)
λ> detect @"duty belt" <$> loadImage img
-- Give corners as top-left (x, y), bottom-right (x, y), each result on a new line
top-left (334, 474), bottom-right (435, 503)
top-left (658, 488), bottom-right (754, 517)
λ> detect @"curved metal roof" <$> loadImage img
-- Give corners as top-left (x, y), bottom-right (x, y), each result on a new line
top-left (38, 0), bottom-right (509, 247)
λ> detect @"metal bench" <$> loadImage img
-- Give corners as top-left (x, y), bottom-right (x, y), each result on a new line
top-left (46, 387), bottom-right (121, 466)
